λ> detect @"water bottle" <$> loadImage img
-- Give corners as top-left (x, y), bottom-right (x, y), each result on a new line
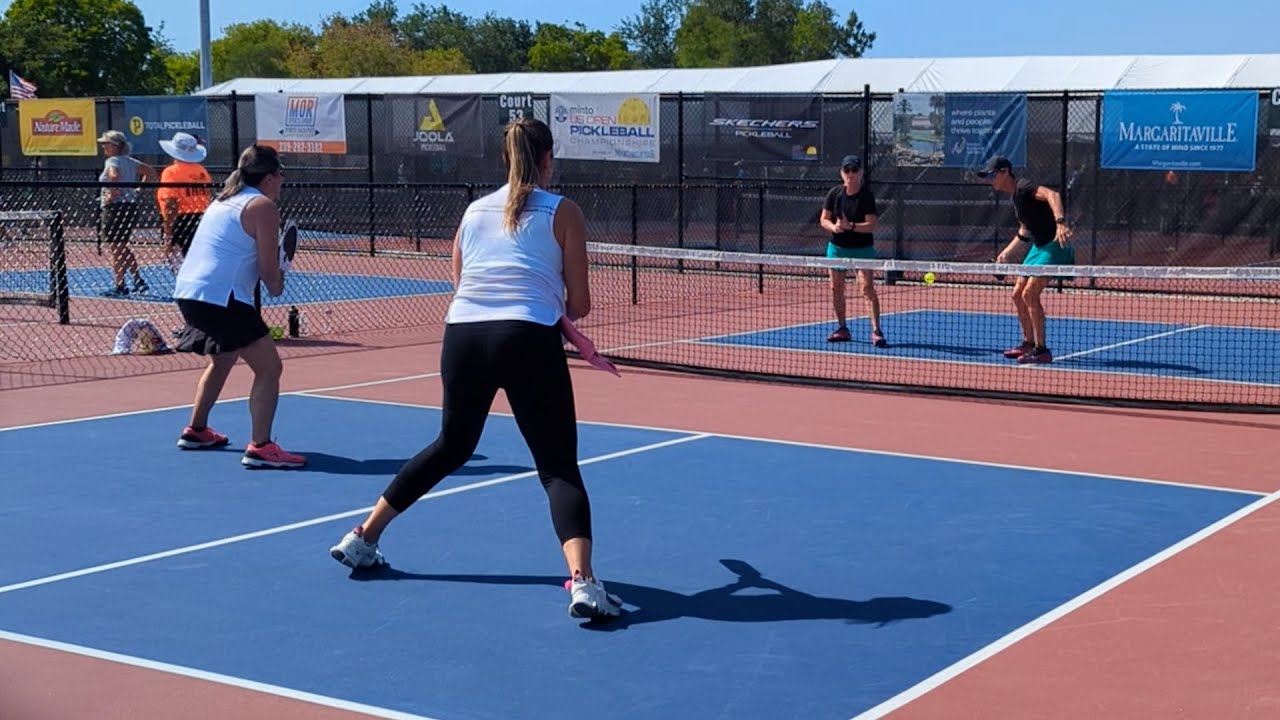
top-left (287, 305), bottom-right (300, 338)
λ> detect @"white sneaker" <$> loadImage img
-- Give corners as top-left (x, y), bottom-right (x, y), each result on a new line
top-left (568, 575), bottom-right (623, 619)
top-left (329, 527), bottom-right (387, 569)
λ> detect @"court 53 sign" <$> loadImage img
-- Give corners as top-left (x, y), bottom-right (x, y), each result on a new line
top-left (1101, 90), bottom-right (1258, 172)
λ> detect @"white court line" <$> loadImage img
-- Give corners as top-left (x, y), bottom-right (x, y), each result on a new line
top-left (298, 392), bottom-right (1267, 498)
top-left (0, 372), bottom-right (443, 432)
top-left (847, 487), bottom-right (1280, 720)
top-left (0, 432), bottom-right (709, 596)
top-left (0, 629), bottom-right (441, 720)
top-left (1051, 324), bottom-right (1208, 362)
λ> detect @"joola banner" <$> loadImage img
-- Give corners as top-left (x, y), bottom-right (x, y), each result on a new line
top-left (705, 94), bottom-right (822, 163)
top-left (386, 95), bottom-right (485, 156)
top-left (1101, 90), bottom-right (1258, 172)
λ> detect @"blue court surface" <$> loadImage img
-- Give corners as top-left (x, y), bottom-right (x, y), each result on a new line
top-left (701, 309), bottom-right (1280, 386)
top-left (0, 393), bottom-right (1262, 719)
top-left (0, 264), bottom-right (451, 305)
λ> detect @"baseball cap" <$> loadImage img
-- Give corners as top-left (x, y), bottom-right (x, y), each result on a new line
top-left (975, 155), bottom-right (1013, 177)
top-left (840, 154), bottom-right (862, 170)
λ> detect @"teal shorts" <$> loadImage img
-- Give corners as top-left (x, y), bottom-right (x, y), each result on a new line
top-left (827, 243), bottom-right (876, 261)
top-left (1023, 242), bottom-right (1074, 266)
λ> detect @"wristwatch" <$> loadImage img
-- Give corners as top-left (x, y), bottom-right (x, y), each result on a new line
top-left (1055, 217), bottom-right (1067, 225)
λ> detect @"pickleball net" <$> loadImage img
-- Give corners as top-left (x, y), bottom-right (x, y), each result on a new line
top-left (573, 243), bottom-right (1280, 412)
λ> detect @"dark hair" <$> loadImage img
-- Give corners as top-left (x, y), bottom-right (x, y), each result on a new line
top-left (501, 117), bottom-right (554, 231)
top-left (217, 144), bottom-right (282, 201)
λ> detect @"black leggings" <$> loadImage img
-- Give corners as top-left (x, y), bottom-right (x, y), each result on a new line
top-left (382, 320), bottom-right (592, 543)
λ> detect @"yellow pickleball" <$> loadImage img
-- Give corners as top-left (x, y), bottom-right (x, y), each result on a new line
top-left (924, 271), bottom-right (936, 285)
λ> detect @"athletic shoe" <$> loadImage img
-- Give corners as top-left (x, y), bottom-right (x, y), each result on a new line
top-left (872, 330), bottom-right (888, 348)
top-left (1017, 346), bottom-right (1054, 364)
top-left (1003, 341), bottom-right (1035, 359)
top-left (827, 326), bottom-right (851, 342)
top-left (567, 574), bottom-right (623, 619)
top-left (241, 441), bottom-right (306, 469)
top-left (176, 426), bottom-right (229, 450)
top-left (330, 526), bottom-right (387, 569)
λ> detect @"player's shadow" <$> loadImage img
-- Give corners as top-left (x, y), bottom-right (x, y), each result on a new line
top-left (352, 558), bottom-right (951, 630)
top-left (882, 341), bottom-right (1003, 357)
top-left (297, 452), bottom-right (532, 476)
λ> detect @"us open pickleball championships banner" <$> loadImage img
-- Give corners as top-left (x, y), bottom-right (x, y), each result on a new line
top-left (18, 98), bottom-right (97, 156)
top-left (255, 93), bottom-right (348, 155)
top-left (123, 96), bottom-right (209, 155)
top-left (1101, 90), bottom-right (1258, 172)
top-left (550, 93), bottom-right (660, 163)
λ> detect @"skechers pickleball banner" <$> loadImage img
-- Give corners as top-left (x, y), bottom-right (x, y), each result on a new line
top-left (123, 96), bottom-right (209, 155)
top-left (18, 98), bottom-right (97, 156)
top-left (1101, 90), bottom-right (1258, 172)
top-left (386, 95), bottom-right (484, 156)
top-left (255, 93), bottom-right (347, 154)
top-left (550, 94), bottom-right (659, 163)
top-left (705, 94), bottom-right (822, 163)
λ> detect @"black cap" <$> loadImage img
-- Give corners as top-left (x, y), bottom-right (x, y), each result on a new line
top-left (975, 155), bottom-right (1013, 178)
top-left (840, 154), bottom-right (862, 170)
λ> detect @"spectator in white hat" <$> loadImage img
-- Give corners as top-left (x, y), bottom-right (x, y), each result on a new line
top-left (156, 132), bottom-right (212, 270)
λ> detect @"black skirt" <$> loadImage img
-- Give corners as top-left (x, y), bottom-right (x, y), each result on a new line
top-left (174, 295), bottom-right (269, 355)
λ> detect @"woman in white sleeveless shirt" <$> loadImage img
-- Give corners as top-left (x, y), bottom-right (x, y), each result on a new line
top-left (171, 144), bottom-right (305, 470)
top-left (330, 117), bottom-right (622, 620)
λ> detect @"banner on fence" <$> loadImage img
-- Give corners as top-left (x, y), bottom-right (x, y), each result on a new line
top-left (123, 96), bottom-right (209, 155)
top-left (255, 93), bottom-right (347, 154)
top-left (18, 98), bottom-right (97, 156)
top-left (892, 93), bottom-right (1027, 168)
top-left (387, 95), bottom-right (485, 156)
top-left (1100, 90), bottom-right (1258, 172)
top-left (1269, 88), bottom-right (1280, 148)
top-left (705, 94), bottom-right (822, 163)
top-left (550, 93), bottom-right (659, 163)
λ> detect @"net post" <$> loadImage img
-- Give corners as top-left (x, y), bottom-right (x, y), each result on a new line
top-left (49, 211), bottom-right (70, 324)
top-left (756, 183), bottom-right (765, 293)
top-left (677, 92), bottom-right (685, 274)
top-left (1090, 93), bottom-right (1101, 284)
top-left (630, 183), bottom-right (639, 304)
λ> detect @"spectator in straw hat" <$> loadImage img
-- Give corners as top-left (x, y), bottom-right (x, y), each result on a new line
top-left (156, 132), bottom-right (213, 270)
top-left (97, 129), bottom-right (157, 297)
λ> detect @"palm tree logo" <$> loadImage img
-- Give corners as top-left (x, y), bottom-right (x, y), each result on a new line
top-left (1169, 102), bottom-right (1186, 125)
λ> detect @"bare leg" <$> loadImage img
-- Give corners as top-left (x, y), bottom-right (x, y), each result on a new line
top-left (236, 335), bottom-right (283, 445)
top-left (1011, 277), bottom-right (1033, 343)
top-left (1021, 276), bottom-right (1051, 347)
top-left (188, 352), bottom-right (239, 428)
top-left (829, 269), bottom-right (847, 327)
top-left (857, 269), bottom-right (882, 334)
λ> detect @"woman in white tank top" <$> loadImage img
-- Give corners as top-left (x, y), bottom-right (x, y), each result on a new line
top-left (331, 118), bottom-right (623, 620)
top-left (171, 144), bottom-right (305, 470)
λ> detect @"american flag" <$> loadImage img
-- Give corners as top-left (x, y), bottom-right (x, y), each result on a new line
top-left (8, 70), bottom-right (37, 100)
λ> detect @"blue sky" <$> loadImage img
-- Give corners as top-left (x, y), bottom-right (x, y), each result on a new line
top-left (10, 0), bottom-right (1280, 58)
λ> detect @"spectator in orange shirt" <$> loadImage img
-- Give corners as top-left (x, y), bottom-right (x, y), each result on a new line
top-left (157, 132), bottom-right (212, 267)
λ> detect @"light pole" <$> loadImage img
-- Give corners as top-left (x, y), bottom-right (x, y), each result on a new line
top-left (199, 0), bottom-right (213, 89)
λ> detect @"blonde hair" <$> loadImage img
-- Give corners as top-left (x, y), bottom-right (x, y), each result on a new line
top-left (217, 144), bottom-right (282, 201)
top-left (501, 117), bottom-right (554, 232)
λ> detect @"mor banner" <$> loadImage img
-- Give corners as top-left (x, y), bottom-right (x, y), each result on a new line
top-left (123, 96), bottom-right (209, 155)
top-left (18, 98), bottom-right (97, 156)
top-left (1101, 90), bottom-right (1258, 172)
top-left (255, 93), bottom-right (347, 155)
top-left (386, 95), bottom-right (484, 157)
top-left (705, 95), bottom-right (822, 163)
top-left (550, 93), bottom-right (660, 163)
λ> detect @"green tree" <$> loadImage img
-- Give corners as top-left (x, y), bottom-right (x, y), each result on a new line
top-left (528, 22), bottom-right (636, 72)
top-left (674, 0), bottom-right (874, 67)
top-left (398, 5), bottom-right (531, 74)
top-left (211, 20), bottom-right (316, 82)
top-left (618, 0), bottom-right (686, 68)
top-left (411, 47), bottom-right (473, 75)
top-left (0, 0), bottom-right (169, 96)
top-left (163, 49), bottom-right (201, 93)
top-left (312, 15), bottom-right (414, 77)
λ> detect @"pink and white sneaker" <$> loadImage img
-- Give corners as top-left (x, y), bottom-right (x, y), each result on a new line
top-left (241, 441), bottom-right (306, 469)
top-left (177, 426), bottom-right (229, 450)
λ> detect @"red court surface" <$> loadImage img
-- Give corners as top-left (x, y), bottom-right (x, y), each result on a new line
top-left (2, 341), bottom-right (1277, 720)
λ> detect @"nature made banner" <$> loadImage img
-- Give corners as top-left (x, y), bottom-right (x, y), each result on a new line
top-left (704, 94), bottom-right (822, 163)
top-left (386, 95), bottom-right (484, 156)
top-left (255, 93), bottom-right (347, 154)
top-left (550, 93), bottom-right (659, 163)
top-left (18, 98), bottom-right (97, 156)
top-left (892, 92), bottom-right (1027, 168)
top-left (1100, 90), bottom-right (1258, 172)
top-left (123, 96), bottom-right (209, 155)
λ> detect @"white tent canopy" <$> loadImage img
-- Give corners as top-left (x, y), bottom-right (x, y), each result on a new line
top-left (196, 54), bottom-right (1280, 96)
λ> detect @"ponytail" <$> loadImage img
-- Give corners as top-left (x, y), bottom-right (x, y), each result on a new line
top-left (217, 144), bottom-right (282, 201)
top-left (501, 117), bottom-right (554, 232)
